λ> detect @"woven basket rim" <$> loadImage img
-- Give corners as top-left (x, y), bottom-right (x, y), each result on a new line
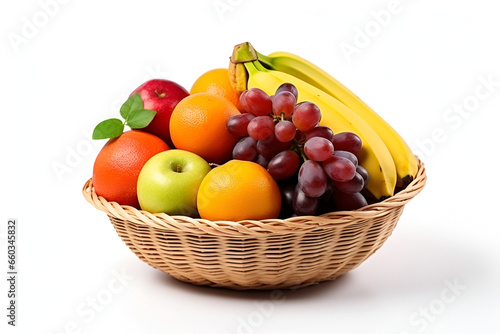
top-left (82, 158), bottom-right (426, 235)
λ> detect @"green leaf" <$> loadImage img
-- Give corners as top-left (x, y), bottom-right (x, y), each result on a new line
top-left (120, 93), bottom-right (143, 120)
top-left (92, 118), bottom-right (125, 139)
top-left (126, 109), bottom-right (157, 129)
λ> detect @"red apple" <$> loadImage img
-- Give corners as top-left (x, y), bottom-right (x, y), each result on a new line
top-left (130, 79), bottom-right (189, 147)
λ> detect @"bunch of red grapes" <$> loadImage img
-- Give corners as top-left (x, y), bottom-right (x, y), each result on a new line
top-left (226, 83), bottom-right (369, 217)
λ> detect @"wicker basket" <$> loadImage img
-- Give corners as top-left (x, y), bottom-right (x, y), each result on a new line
top-left (83, 159), bottom-right (426, 290)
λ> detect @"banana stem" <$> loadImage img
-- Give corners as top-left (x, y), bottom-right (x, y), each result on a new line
top-left (255, 51), bottom-right (273, 68)
top-left (253, 60), bottom-right (269, 72)
top-left (243, 61), bottom-right (260, 76)
top-left (244, 60), bottom-right (269, 76)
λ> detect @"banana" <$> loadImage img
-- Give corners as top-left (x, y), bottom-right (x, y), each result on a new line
top-left (256, 49), bottom-right (418, 187)
top-left (228, 60), bottom-right (248, 93)
top-left (241, 59), bottom-right (397, 199)
top-left (228, 42), bottom-right (255, 93)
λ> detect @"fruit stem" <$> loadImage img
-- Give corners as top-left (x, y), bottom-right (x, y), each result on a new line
top-left (299, 148), bottom-right (308, 162)
top-left (155, 90), bottom-right (166, 98)
top-left (176, 165), bottom-right (182, 173)
top-left (255, 50), bottom-right (273, 68)
top-left (253, 60), bottom-right (269, 72)
top-left (243, 61), bottom-right (258, 76)
top-left (243, 60), bottom-right (269, 77)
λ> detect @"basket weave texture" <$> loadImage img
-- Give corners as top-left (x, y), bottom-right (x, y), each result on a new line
top-left (83, 159), bottom-right (426, 290)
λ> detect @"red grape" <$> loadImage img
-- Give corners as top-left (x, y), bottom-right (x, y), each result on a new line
top-left (257, 133), bottom-right (291, 159)
top-left (247, 116), bottom-right (275, 140)
top-left (226, 113), bottom-right (255, 137)
top-left (316, 180), bottom-right (335, 215)
top-left (333, 191), bottom-right (368, 211)
top-left (232, 136), bottom-right (257, 161)
top-left (272, 91), bottom-right (296, 118)
top-left (333, 173), bottom-right (364, 193)
top-left (298, 160), bottom-right (327, 197)
top-left (268, 150), bottom-right (300, 181)
top-left (333, 150), bottom-right (358, 167)
top-left (323, 155), bottom-right (356, 182)
top-left (275, 83), bottom-right (298, 100)
top-left (239, 90), bottom-right (251, 113)
top-left (274, 120), bottom-right (296, 142)
top-left (333, 132), bottom-right (362, 154)
top-left (356, 165), bottom-right (369, 190)
top-left (244, 88), bottom-right (273, 116)
top-left (304, 126), bottom-right (334, 143)
top-left (294, 129), bottom-right (304, 142)
top-left (321, 180), bottom-right (335, 203)
top-left (304, 137), bottom-right (334, 162)
top-left (292, 102), bottom-right (321, 132)
top-left (293, 185), bottom-right (319, 216)
top-left (253, 154), bottom-right (269, 169)
top-left (279, 183), bottom-right (295, 218)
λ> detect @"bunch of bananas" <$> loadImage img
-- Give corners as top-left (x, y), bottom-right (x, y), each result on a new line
top-left (228, 42), bottom-right (418, 200)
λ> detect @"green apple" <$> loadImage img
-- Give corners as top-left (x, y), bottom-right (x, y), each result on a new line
top-left (137, 149), bottom-right (211, 216)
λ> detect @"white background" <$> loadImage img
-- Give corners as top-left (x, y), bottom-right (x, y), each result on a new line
top-left (2, 0), bottom-right (499, 333)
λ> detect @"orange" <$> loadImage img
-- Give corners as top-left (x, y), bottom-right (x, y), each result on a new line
top-left (92, 130), bottom-right (169, 208)
top-left (170, 93), bottom-right (240, 164)
top-left (197, 160), bottom-right (281, 221)
top-left (190, 68), bottom-right (242, 110)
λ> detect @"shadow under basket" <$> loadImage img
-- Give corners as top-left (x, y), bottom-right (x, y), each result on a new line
top-left (83, 159), bottom-right (426, 290)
